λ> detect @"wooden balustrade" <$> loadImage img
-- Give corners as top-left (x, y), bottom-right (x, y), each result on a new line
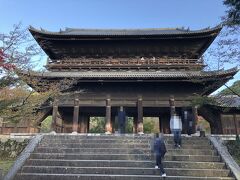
top-left (46, 58), bottom-right (204, 70)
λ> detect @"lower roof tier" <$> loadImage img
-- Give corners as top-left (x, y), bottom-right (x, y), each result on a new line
top-left (19, 67), bottom-right (238, 95)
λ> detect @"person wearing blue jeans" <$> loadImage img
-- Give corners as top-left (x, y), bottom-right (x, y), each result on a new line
top-left (170, 114), bottom-right (182, 148)
top-left (154, 133), bottom-right (167, 177)
top-left (173, 130), bottom-right (181, 147)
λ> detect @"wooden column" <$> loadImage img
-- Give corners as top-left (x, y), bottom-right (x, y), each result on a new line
top-left (111, 115), bottom-right (115, 133)
top-left (105, 98), bottom-right (112, 134)
top-left (51, 99), bottom-right (58, 131)
top-left (86, 116), bottom-right (90, 133)
top-left (159, 116), bottom-right (163, 133)
top-left (192, 106), bottom-right (198, 134)
top-left (72, 99), bottom-right (79, 133)
top-left (133, 116), bottom-right (138, 134)
top-left (169, 95), bottom-right (175, 117)
top-left (137, 98), bottom-right (144, 134)
top-left (79, 115), bottom-right (85, 133)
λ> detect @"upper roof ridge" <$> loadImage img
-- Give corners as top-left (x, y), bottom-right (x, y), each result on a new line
top-left (29, 25), bottom-right (222, 36)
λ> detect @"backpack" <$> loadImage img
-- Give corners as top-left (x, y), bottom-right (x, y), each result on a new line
top-left (154, 139), bottom-right (167, 157)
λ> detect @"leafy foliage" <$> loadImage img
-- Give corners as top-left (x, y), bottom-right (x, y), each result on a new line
top-left (40, 116), bottom-right (53, 133)
top-left (0, 23), bottom-right (42, 88)
top-left (89, 117), bottom-right (105, 133)
top-left (143, 117), bottom-right (159, 133)
top-left (205, 1), bottom-right (240, 69)
top-left (0, 87), bottom-right (57, 124)
top-left (220, 80), bottom-right (240, 95)
top-left (191, 95), bottom-right (218, 107)
top-left (223, 0), bottom-right (240, 26)
top-left (226, 138), bottom-right (240, 165)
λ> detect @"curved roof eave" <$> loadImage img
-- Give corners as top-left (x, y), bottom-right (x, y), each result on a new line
top-left (29, 25), bottom-right (222, 38)
top-left (19, 67), bottom-right (238, 80)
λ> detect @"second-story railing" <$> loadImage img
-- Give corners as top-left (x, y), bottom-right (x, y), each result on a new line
top-left (46, 57), bottom-right (204, 71)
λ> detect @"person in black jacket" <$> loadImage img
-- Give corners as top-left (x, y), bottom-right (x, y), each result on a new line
top-left (154, 133), bottom-right (167, 177)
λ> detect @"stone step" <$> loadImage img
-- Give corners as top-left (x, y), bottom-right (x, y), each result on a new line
top-left (166, 149), bottom-right (216, 156)
top-left (40, 139), bottom-right (151, 144)
top-left (30, 153), bottom-right (151, 160)
top-left (34, 147), bottom-right (216, 156)
top-left (34, 147), bottom-right (150, 154)
top-left (25, 159), bottom-right (154, 168)
top-left (42, 135), bottom-right (206, 140)
top-left (14, 173), bottom-right (235, 180)
top-left (40, 139), bottom-right (210, 145)
top-left (30, 153), bottom-right (220, 162)
top-left (164, 161), bottom-right (226, 169)
top-left (38, 143), bottom-right (212, 149)
top-left (164, 155), bottom-right (221, 162)
top-left (25, 159), bottom-right (226, 169)
top-left (20, 166), bottom-right (231, 177)
top-left (42, 135), bottom-right (152, 140)
top-left (38, 143), bottom-right (151, 149)
top-left (42, 135), bottom-right (208, 140)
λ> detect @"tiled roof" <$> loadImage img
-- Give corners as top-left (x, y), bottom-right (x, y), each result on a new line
top-left (29, 25), bottom-right (222, 36)
top-left (213, 95), bottom-right (240, 108)
top-left (23, 67), bottom-right (238, 80)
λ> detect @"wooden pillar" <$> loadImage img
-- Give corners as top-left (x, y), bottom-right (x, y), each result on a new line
top-left (72, 99), bottom-right (79, 133)
top-left (86, 116), bottom-right (90, 133)
top-left (137, 98), bottom-right (144, 134)
top-left (133, 116), bottom-right (138, 134)
top-left (105, 98), bottom-right (112, 134)
top-left (79, 115), bottom-right (85, 133)
top-left (169, 95), bottom-right (175, 117)
top-left (111, 115), bottom-right (115, 133)
top-left (159, 116), bottom-right (163, 133)
top-left (51, 99), bottom-right (58, 131)
top-left (192, 106), bottom-right (198, 134)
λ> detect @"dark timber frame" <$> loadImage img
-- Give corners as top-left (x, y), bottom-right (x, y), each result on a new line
top-left (18, 25), bottom-right (239, 134)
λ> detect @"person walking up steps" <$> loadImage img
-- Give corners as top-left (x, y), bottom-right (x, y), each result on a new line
top-left (154, 133), bottom-right (167, 177)
top-left (170, 114), bottom-right (182, 148)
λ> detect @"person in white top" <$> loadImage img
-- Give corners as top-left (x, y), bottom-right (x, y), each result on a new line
top-left (170, 114), bottom-right (182, 148)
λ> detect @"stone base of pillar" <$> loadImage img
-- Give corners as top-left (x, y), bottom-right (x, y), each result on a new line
top-left (105, 122), bottom-right (112, 134)
top-left (71, 131), bottom-right (78, 135)
top-left (137, 122), bottom-right (144, 134)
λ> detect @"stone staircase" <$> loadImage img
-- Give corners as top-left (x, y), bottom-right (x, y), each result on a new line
top-left (14, 134), bottom-right (235, 180)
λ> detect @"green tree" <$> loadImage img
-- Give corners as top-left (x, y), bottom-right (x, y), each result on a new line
top-left (223, 0), bottom-right (240, 26)
top-left (220, 80), bottom-right (240, 95)
top-left (89, 117), bottom-right (105, 133)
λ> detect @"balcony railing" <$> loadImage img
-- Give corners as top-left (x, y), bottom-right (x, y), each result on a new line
top-left (46, 57), bottom-right (204, 70)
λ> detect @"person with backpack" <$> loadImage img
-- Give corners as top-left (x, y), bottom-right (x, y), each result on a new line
top-left (154, 133), bottom-right (167, 177)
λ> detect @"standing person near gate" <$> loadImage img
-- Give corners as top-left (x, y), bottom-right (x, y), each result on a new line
top-left (154, 133), bottom-right (167, 177)
top-left (170, 114), bottom-right (182, 148)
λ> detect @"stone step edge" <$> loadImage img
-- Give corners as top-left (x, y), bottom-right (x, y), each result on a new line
top-left (28, 159), bottom-right (225, 164)
top-left (35, 147), bottom-right (214, 151)
top-left (40, 139), bottom-right (208, 141)
top-left (22, 165), bottom-right (230, 172)
top-left (16, 173), bottom-right (234, 179)
top-left (30, 152), bottom-right (219, 157)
